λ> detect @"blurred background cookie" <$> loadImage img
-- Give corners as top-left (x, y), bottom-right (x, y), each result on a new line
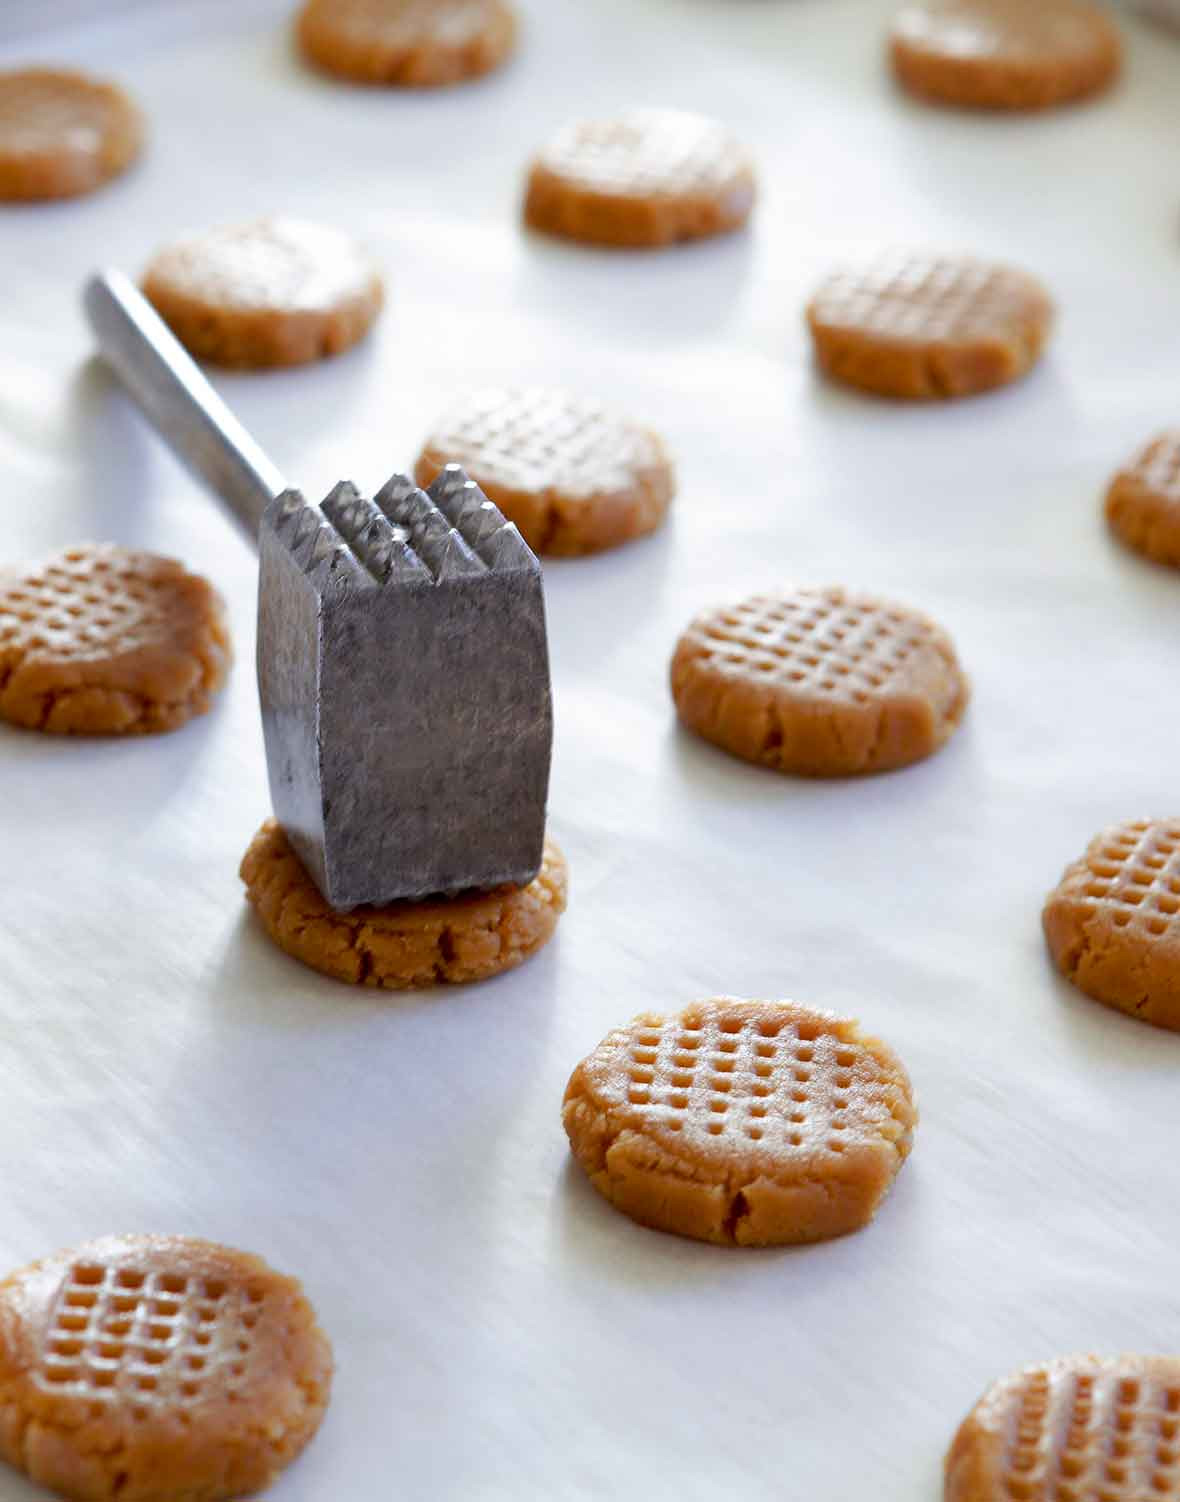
top-left (241, 819), bottom-right (568, 988)
top-left (564, 998), bottom-right (916, 1246)
top-left (0, 544), bottom-right (231, 736)
top-left (296, 0), bottom-right (517, 87)
top-left (806, 252), bottom-right (1053, 401)
top-left (0, 1234), bottom-right (332, 1502)
top-left (1105, 432), bottom-right (1180, 569)
top-left (0, 68), bottom-right (143, 201)
top-left (141, 217), bottom-right (384, 369)
top-left (414, 388), bottom-right (675, 556)
top-left (945, 1354), bottom-right (1180, 1501)
top-left (670, 585), bottom-right (968, 777)
top-left (523, 109), bottom-right (756, 249)
top-left (1043, 817), bottom-right (1180, 1032)
top-left (890, 0), bottom-right (1121, 111)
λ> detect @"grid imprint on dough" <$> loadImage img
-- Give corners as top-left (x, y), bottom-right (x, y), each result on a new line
top-left (1122, 433), bottom-right (1180, 504)
top-left (0, 547), bottom-right (170, 659)
top-left (325, 0), bottom-right (498, 43)
top-left (999, 1365), bottom-right (1180, 1499)
top-left (1071, 820), bottom-right (1180, 939)
top-left (38, 1261), bottom-right (264, 1404)
top-left (623, 1009), bottom-right (909, 1156)
top-left (427, 390), bottom-right (652, 494)
top-left (541, 112), bottom-right (747, 198)
top-left (810, 253), bottom-right (1039, 343)
top-left (692, 588), bottom-right (945, 702)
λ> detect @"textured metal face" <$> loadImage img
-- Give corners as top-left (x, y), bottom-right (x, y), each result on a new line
top-left (257, 467), bottom-right (552, 910)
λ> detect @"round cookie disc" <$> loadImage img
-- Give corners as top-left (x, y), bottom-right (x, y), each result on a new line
top-left (414, 388), bottom-right (676, 556)
top-left (0, 544), bottom-right (231, 736)
top-left (1043, 818), bottom-right (1180, 1032)
top-left (141, 217), bottom-right (384, 369)
top-left (806, 252), bottom-right (1054, 401)
top-left (0, 1234), bottom-right (332, 1502)
top-left (945, 1354), bottom-right (1180, 1501)
top-left (296, 0), bottom-right (517, 87)
top-left (523, 109), bottom-right (757, 249)
top-left (890, 0), bottom-right (1122, 111)
top-left (670, 585), bottom-right (968, 777)
top-left (1105, 432), bottom-right (1180, 569)
top-left (563, 998), bottom-right (916, 1247)
top-left (0, 68), bottom-right (143, 202)
top-left (241, 819), bottom-right (568, 988)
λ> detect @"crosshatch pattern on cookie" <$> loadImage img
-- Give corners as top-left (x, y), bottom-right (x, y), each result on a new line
top-left (690, 588), bottom-right (952, 704)
top-left (952, 1359), bottom-right (1180, 1501)
top-left (536, 111), bottom-right (750, 198)
top-left (809, 253), bottom-right (1046, 344)
top-left (601, 1005), bottom-right (913, 1160)
top-left (37, 1259), bottom-right (266, 1406)
top-left (420, 389), bottom-right (663, 497)
top-left (1123, 433), bottom-right (1180, 501)
top-left (1060, 820), bottom-right (1180, 938)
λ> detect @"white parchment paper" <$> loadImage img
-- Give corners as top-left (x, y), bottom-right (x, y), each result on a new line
top-left (1, 2), bottom-right (1179, 1498)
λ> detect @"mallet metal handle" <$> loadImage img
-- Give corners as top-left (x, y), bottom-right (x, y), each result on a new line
top-left (83, 269), bottom-right (287, 543)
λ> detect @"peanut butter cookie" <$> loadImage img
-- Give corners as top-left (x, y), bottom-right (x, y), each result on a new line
top-left (241, 818), bottom-right (567, 988)
top-left (670, 585), bottom-right (968, 777)
top-left (523, 110), bottom-right (756, 249)
top-left (1105, 432), bottom-right (1180, 569)
top-left (141, 217), bottom-right (384, 369)
top-left (890, 0), bottom-right (1122, 112)
top-left (1043, 818), bottom-right (1180, 1032)
top-left (564, 998), bottom-right (916, 1247)
top-left (945, 1355), bottom-right (1180, 1502)
top-left (807, 252), bottom-right (1054, 400)
top-left (414, 388), bottom-right (675, 556)
top-left (296, 0), bottom-right (517, 87)
top-left (0, 1234), bottom-right (332, 1502)
top-left (0, 68), bottom-right (143, 201)
top-left (0, 544), bottom-right (231, 736)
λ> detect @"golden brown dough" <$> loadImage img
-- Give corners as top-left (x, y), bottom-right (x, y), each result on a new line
top-left (1105, 432), bottom-right (1180, 569)
top-left (296, 0), bottom-right (517, 86)
top-left (0, 69), bottom-right (142, 201)
top-left (564, 998), bottom-right (916, 1247)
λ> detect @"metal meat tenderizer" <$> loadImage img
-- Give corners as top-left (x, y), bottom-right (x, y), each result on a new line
top-left (84, 270), bottom-right (553, 910)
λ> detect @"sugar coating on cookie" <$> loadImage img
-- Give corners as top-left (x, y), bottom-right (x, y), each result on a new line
top-left (670, 585), bottom-right (968, 777)
top-left (142, 217), bottom-right (384, 369)
top-left (414, 388), bottom-right (676, 556)
top-left (891, 0), bottom-right (1121, 112)
top-left (241, 818), bottom-right (567, 988)
top-left (945, 1354), bottom-right (1180, 1502)
top-left (523, 110), bottom-right (757, 249)
top-left (1043, 818), bottom-right (1180, 1033)
top-left (0, 544), bottom-right (231, 736)
top-left (1105, 432), bottom-right (1180, 570)
top-left (0, 1234), bottom-right (332, 1502)
top-left (0, 68), bottom-right (143, 202)
top-left (564, 999), bottom-right (916, 1247)
top-left (807, 252), bottom-right (1054, 401)
top-left (296, 0), bottom-right (517, 86)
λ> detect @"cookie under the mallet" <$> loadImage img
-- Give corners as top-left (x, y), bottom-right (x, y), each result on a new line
top-left (945, 1354), bottom-right (1180, 1502)
top-left (142, 217), bottom-right (383, 369)
top-left (241, 819), bottom-right (568, 988)
top-left (296, 0), bottom-right (518, 87)
top-left (0, 1234), bottom-right (332, 1502)
top-left (564, 998), bottom-right (916, 1247)
top-left (524, 110), bottom-right (756, 249)
top-left (671, 585), bottom-right (968, 776)
top-left (0, 544), bottom-right (231, 736)
top-left (807, 251), bottom-right (1053, 401)
top-left (0, 68), bottom-right (143, 201)
top-left (891, 0), bottom-right (1121, 112)
top-left (1043, 817), bottom-right (1180, 1032)
top-left (414, 388), bottom-right (676, 556)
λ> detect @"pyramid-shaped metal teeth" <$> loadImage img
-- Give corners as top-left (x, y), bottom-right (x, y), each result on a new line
top-left (426, 466), bottom-right (536, 572)
top-left (374, 472), bottom-right (484, 582)
top-left (321, 480), bottom-right (431, 585)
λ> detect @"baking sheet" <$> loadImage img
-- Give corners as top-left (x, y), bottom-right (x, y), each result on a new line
top-left (2, 2), bottom-right (1180, 1497)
